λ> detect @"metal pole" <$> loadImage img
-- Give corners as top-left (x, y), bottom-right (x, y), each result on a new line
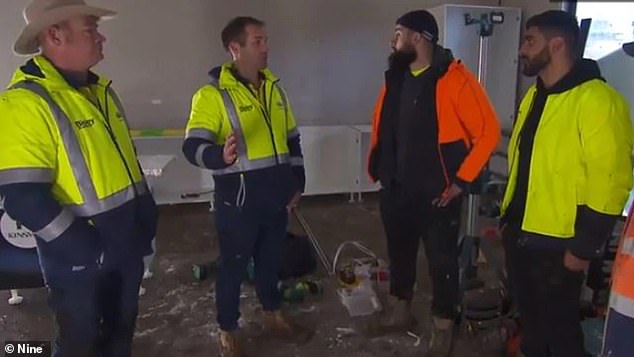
top-left (294, 209), bottom-right (334, 276)
top-left (461, 23), bottom-right (490, 292)
top-left (477, 36), bottom-right (489, 86)
top-left (466, 195), bottom-right (480, 238)
top-left (465, 35), bottom-right (488, 239)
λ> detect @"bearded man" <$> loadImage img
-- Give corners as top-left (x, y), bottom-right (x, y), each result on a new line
top-left (367, 9), bottom-right (500, 356)
top-left (500, 10), bottom-right (633, 357)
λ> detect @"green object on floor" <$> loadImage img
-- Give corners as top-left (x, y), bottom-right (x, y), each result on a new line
top-left (192, 261), bottom-right (216, 281)
top-left (581, 317), bottom-right (605, 357)
top-left (192, 258), bottom-right (255, 282)
top-left (279, 280), bottom-right (323, 303)
top-left (281, 283), bottom-right (306, 303)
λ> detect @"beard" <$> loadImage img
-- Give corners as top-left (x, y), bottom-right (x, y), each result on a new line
top-left (520, 47), bottom-right (551, 77)
top-left (388, 44), bottom-right (417, 71)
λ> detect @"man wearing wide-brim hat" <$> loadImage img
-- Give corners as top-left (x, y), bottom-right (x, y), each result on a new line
top-left (0, 1), bottom-right (158, 356)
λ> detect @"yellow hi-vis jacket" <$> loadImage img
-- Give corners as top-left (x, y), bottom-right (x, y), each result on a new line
top-left (501, 63), bottom-right (633, 240)
top-left (185, 63), bottom-right (301, 175)
top-left (0, 55), bottom-right (148, 224)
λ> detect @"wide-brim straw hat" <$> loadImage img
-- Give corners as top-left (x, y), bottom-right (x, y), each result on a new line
top-left (14, 0), bottom-right (116, 56)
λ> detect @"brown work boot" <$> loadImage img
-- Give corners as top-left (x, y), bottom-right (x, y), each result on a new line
top-left (260, 310), bottom-right (313, 343)
top-left (378, 295), bottom-right (417, 332)
top-left (218, 329), bottom-right (245, 357)
top-left (427, 317), bottom-right (454, 357)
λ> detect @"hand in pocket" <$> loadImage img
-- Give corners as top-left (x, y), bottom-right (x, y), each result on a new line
top-left (563, 250), bottom-right (589, 272)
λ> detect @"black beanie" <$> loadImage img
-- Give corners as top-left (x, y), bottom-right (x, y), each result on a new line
top-left (396, 10), bottom-right (439, 43)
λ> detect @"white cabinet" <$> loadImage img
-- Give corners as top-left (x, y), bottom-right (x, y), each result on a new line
top-left (133, 126), bottom-right (376, 205)
top-left (349, 125), bottom-right (380, 201)
top-left (134, 137), bottom-right (214, 205)
top-left (300, 126), bottom-right (359, 196)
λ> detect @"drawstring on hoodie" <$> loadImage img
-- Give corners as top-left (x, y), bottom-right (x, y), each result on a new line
top-left (236, 173), bottom-right (246, 209)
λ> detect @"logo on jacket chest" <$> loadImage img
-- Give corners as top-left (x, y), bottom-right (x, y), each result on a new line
top-left (74, 119), bottom-right (95, 129)
top-left (239, 105), bottom-right (254, 113)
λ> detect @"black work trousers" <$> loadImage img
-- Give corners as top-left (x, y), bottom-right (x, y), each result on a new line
top-left (503, 224), bottom-right (587, 357)
top-left (380, 187), bottom-right (462, 319)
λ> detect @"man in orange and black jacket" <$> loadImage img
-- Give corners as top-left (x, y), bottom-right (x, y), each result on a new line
top-left (368, 10), bottom-right (500, 356)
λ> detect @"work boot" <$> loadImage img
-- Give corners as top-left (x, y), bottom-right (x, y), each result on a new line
top-left (377, 295), bottom-right (417, 332)
top-left (260, 310), bottom-right (313, 344)
top-left (427, 317), bottom-right (454, 357)
top-left (218, 330), bottom-right (245, 357)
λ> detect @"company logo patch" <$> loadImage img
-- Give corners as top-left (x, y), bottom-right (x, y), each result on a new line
top-left (74, 119), bottom-right (95, 129)
top-left (239, 105), bottom-right (254, 113)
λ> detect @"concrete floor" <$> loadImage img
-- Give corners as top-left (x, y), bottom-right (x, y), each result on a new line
top-left (0, 194), bottom-right (503, 356)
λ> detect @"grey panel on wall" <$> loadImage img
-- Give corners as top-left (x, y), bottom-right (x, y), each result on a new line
top-left (92, 0), bottom-right (267, 130)
top-left (430, 4), bottom-right (521, 131)
top-left (599, 49), bottom-right (634, 121)
top-left (1, 0), bottom-right (497, 129)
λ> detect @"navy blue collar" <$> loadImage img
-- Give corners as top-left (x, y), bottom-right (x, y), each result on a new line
top-left (20, 57), bottom-right (99, 89)
top-left (57, 67), bottom-right (99, 89)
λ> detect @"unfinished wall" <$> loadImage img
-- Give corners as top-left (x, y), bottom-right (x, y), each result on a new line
top-left (501, 0), bottom-right (563, 99)
top-left (0, 0), bottom-right (499, 129)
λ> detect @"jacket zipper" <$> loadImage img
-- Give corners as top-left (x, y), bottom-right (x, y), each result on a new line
top-left (241, 80), bottom-right (280, 165)
top-left (509, 90), bottom-right (539, 183)
top-left (502, 90), bottom-right (539, 221)
top-left (266, 81), bottom-right (280, 165)
top-left (437, 142), bottom-right (451, 190)
top-left (435, 93), bottom-right (451, 190)
top-left (93, 82), bottom-right (139, 197)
